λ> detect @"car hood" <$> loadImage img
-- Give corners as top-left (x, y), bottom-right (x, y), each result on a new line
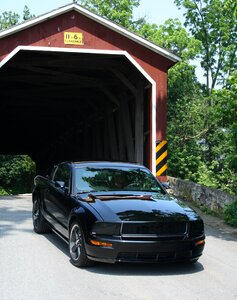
top-left (85, 192), bottom-right (196, 222)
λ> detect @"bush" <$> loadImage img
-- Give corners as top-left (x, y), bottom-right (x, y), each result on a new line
top-left (0, 186), bottom-right (8, 196)
top-left (224, 199), bottom-right (237, 228)
top-left (0, 155), bottom-right (35, 195)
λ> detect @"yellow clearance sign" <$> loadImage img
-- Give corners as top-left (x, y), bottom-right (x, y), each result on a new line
top-left (64, 32), bottom-right (84, 45)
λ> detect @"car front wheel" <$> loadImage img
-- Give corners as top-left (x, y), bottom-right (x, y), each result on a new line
top-left (69, 222), bottom-right (94, 267)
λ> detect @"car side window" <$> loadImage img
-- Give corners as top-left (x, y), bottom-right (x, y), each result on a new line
top-left (53, 164), bottom-right (71, 189)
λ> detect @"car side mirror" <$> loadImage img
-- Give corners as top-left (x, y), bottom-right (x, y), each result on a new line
top-left (55, 181), bottom-right (66, 189)
top-left (161, 182), bottom-right (170, 189)
top-left (55, 181), bottom-right (69, 195)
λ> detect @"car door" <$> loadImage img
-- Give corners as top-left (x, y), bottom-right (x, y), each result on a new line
top-left (44, 164), bottom-right (73, 237)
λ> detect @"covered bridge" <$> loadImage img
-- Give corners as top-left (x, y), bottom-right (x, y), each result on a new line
top-left (0, 3), bottom-right (180, 180)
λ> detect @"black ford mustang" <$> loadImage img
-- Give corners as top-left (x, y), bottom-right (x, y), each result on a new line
top-left (32, 161), bottom-right (205, 267)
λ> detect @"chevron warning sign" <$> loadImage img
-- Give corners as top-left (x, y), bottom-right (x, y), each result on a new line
top-left (156, 140), bottom-right (167, 177)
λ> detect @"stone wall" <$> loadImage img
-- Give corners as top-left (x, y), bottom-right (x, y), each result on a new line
top-left (168, 177), bottom-right (236, 213)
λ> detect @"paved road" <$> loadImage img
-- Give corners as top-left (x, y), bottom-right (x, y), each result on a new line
top-left (0, 194), bottom-right (237, 300)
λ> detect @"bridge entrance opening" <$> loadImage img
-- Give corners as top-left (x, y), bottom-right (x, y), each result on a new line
top-left (0, 48), bottom-right (152, 172)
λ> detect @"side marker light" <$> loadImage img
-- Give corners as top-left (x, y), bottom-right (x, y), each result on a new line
top-left (195, 240), bottom-right (205, 246)
top-left (90, 240), bottom-right (113, 247)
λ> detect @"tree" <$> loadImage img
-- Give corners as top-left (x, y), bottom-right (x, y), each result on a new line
top-left (174, 0), bottom-right (237, 94)
top-left (202, 71), bottom-right (237, 193)
top-left (137, 19), bottom-right (209, 185)
top-left (137, 15), bottom-right (236, 194)
top-left (167, 94), bottom-right (207, 182)
top-left (0, 155), bottom-right (35, 195)
top-left (76, 0), bottom-right (145, 30)
top-left (0, 11), bottom-right (20, 30)
top-left (138, 18), bottom-right (201, 60)
top-left (0, 5), bottom-right (33, 30)
top-left (138, 18), bottom-right (203, 102)
top-left (167, 71), bottom-right (237, 194)
top-left (22, 5), bottom-right (35, 21)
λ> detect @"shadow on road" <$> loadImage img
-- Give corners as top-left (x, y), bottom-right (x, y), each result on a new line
top-left (86, 260), bottom-right (204, 276)
top-left (0, 195), bottom-right (32, 238)
top-left (205, 225), bottom-right (237, 241)
top-left (44, 233), bottom-right (69, 257)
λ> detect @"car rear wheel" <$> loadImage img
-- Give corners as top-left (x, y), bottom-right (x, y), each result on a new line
top-left (69, 222), bottom-right (94, 267)
top-left (32, 195), bottom-right (51, 233)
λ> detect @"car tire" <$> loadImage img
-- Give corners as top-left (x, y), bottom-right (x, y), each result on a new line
top-left (69, 221), bottom-right (94, 268)
top-left (32, 194), bottom-right (51, 234)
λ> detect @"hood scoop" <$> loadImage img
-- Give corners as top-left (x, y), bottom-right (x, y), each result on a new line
top-left (83, 193), bottom-right (154, 202)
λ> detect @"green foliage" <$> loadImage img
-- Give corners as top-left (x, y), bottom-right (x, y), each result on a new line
top-left (196, 163), bottom-right (219, 188)
top-left (167, 94), bottom-right (206, 182)
top-left (203, 72), bottom-right (237, 193)
top-left (167, 72), bottom-right (237, 195)
top-left (77, 0), bottom-right (144, 30)
top-left (138, 18), bottom-right (201, 60)
top-left (23, 5), bottom-right (35, 21)
top-left (0, 11), bottom-right (20, 30)
top-left (168, 62), bottom-right (202, 105)
top-left (137, 20), bottom-right (202, 110)
top-left (0, 5), bottom-right (33, 30)
top-left (0, 155), bottom-right (35, 195)
top-left (0, 187), bottom-right (8, 196)
top-left (138, 18), bottom-right (203, 106)
top-left (159, 2), bottom-right (237, 195)
top-left (174, 0), bottom-right (237, 93)
top-left (224, 199), bottom-right (237, 227)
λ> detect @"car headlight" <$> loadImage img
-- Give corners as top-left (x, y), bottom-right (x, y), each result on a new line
top-left (91, 222), bottom-right (121, 236)
top-left (189, 220), bottom-right (204, 238)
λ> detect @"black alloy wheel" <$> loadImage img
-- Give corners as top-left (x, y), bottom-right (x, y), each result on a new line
top-left (69, 222), bottom-right (94, 267)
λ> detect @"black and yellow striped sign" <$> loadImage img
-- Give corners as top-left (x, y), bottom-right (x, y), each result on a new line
top-left (156, 140), bottom-right (167, 176)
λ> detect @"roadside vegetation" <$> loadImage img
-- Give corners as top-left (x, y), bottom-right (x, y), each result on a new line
top-left (0, 0), bottom-right (236, 225)
top-left (224, 199), bottom-right (237, 227)
top-left (0, 155), bottom-right (35, 195)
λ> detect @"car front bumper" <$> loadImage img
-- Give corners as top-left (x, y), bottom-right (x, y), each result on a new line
top-left (85, 235), bottom-right (205, 263)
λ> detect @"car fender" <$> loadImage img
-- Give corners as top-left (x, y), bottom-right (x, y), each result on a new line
top-left (68, 206), bottom-right (99, 240)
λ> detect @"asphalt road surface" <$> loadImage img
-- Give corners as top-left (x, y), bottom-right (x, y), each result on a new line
top-left (1, 194), bottom-right (237, 300)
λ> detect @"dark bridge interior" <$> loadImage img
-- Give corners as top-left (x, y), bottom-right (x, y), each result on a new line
top-left (0, 49), bottom-right (151, 171)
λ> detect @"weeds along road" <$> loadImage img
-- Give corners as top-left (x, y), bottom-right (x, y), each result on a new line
top-left (0, 194), bottom-right (237, 300)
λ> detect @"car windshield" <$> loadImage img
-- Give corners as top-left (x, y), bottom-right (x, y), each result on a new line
top-left (75, 166), bottom-right (164, 194)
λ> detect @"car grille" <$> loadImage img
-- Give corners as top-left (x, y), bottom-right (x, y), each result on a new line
top-left (121, 222), bottom-right (187, 240)
top-left (122, 222), bottom-right (187, 234)
top-left (117, 250), bottom-right (192, 262)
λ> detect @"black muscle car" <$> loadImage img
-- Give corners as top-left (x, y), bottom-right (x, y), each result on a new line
top-left (32, 161), bottom-right (205, 267)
